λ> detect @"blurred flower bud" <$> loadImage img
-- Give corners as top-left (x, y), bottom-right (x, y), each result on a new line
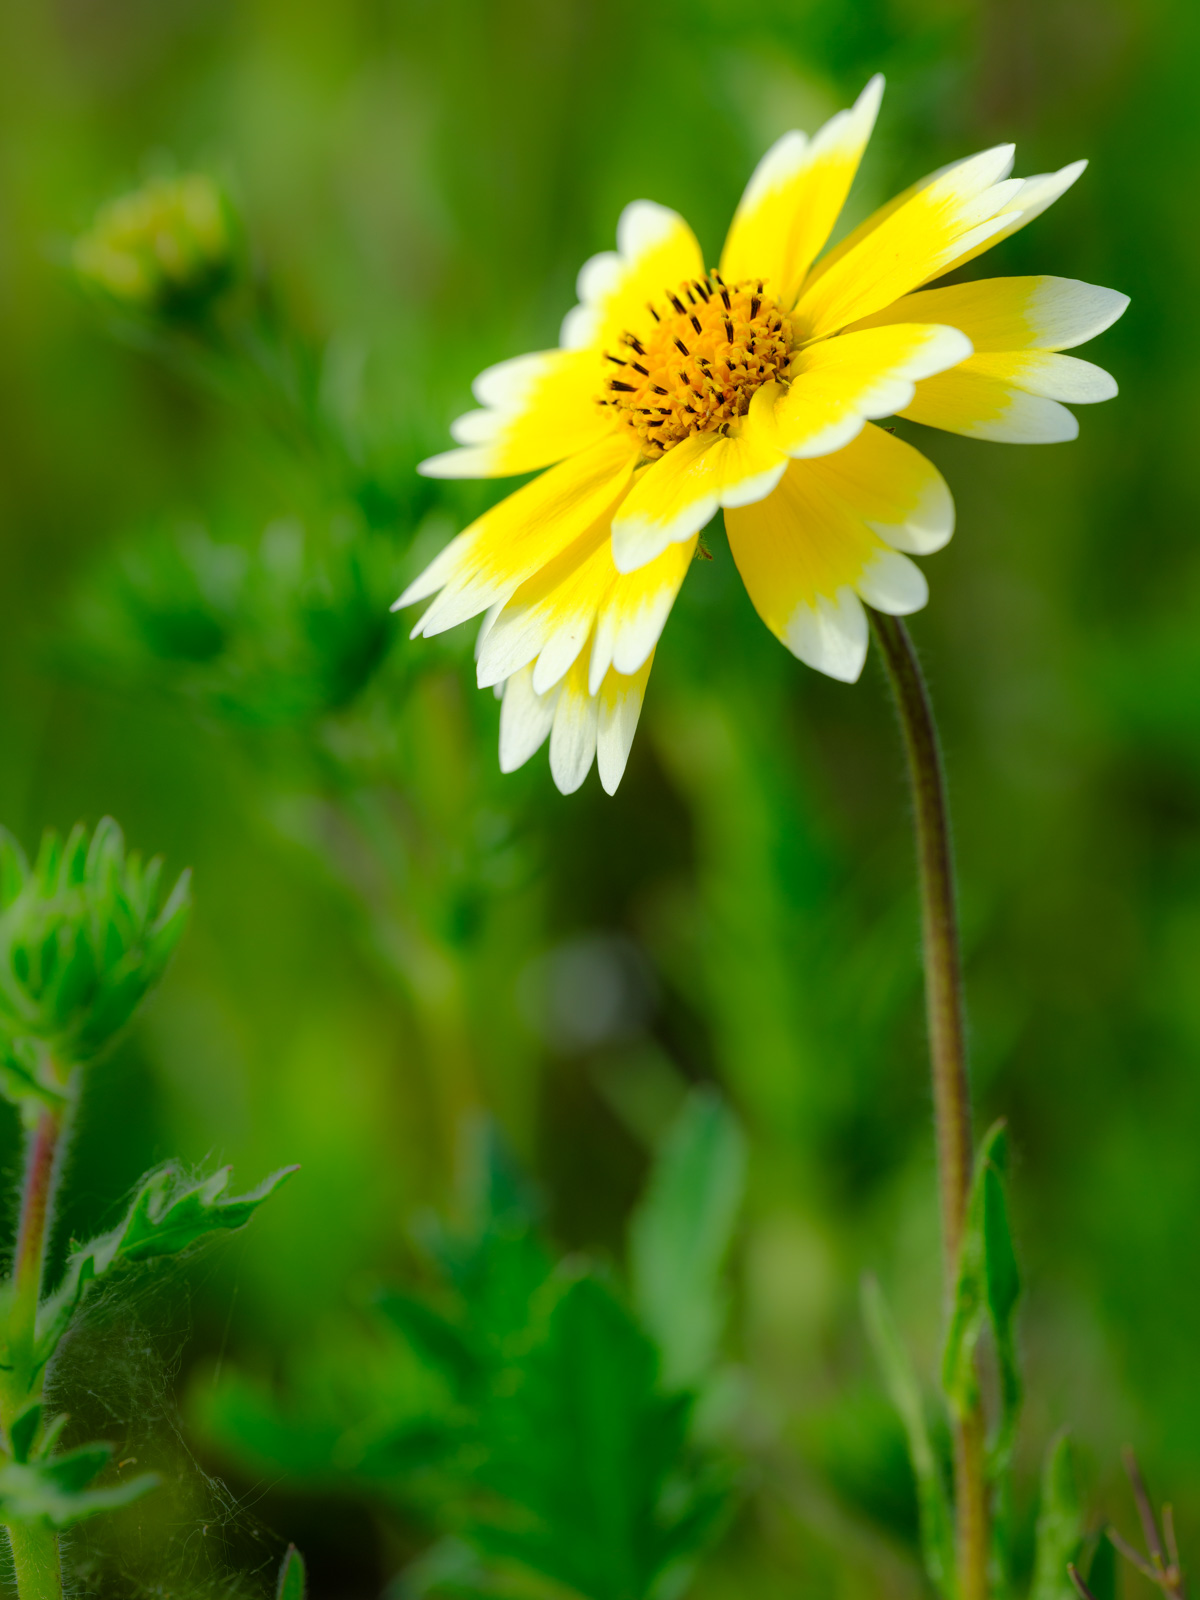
top-left (0, 818), bottom-right (191, 1077)
top-left (73, 173), bottom-right (237, 315)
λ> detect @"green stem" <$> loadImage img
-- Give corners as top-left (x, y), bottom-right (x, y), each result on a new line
top-left (9, 1106), bottom-right (65, 1395)
top-left (4, 1521), bottom-right (61, 1600)
top-left (869, 610), bottom-right (988, 1600)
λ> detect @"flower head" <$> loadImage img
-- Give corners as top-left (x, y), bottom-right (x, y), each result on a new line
top-left (74, 173), bottom-right (237, 315)
top-left (397, 78), bottom-right (1127, 795)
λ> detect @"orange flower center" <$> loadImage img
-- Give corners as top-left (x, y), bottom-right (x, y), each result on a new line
top-left (599, 273), bottom-right (793, 457)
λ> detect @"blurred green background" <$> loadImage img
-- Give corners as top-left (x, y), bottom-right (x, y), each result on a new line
top-left (0, 0), bottom-right (1192, 1594)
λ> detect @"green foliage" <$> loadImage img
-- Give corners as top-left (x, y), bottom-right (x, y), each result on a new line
top-left (201, 1100), bottom-right (738, 1598)
top-left (629, 1088), bottom-right (745, 1392)
top-left (276, 1544), bottom-right (307, 1600)
top-left (861, 1276), bottom-right (954, 1594)
top-left (0, 819), bottom-right (191, 1075)
top-left (0, 1445), bottom-right (156, 1529)
top-left (1030, 1434), bottom-right (1083, 1600)
top-left (74, 519), bottom-right (400, 728)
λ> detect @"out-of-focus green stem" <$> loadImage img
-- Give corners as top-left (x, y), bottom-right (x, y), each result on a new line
top-left (869, 610), bottom-right (987, 1600)
top-left (5, 1521), bottom-right (62, 1600)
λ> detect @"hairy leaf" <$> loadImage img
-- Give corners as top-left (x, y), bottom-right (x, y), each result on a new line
top-left (0, 1446), bottom-right (157, 1528)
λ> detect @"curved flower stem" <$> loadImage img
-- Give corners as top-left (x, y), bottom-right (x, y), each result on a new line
top-left (5, 1522), bottom-right (62, 1600)
top-left (869, 609), bottom-right (988, 1600)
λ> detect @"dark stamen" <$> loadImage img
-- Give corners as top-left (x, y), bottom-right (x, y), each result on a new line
top-left (631, 361), bottom-right (650, 375)
top-left (610, 380), bottom-right (636, 392)
top-left (724, 318), bottom-right (734, 342)
top-left (627, 334), bottom-right (647, 354)
top-left (684, 285), bottom-right (696, 304)
top-left (690, 315), bottom-right (703, 335)
top-left (668, 293), bottom-right (686, 315)
top-left (750, 296), bottom-right (760, 319)
top-left (694, 279), bottom-right (711, 301)
top-left (674, 337), bottom-right (690, 356)
top-left (605, 354), bottom-right (626, 365)
top-left (720, 287), bottom-right (731, 310)
top-left (647, 305), bottom-right (660, 322)
top-left (652, 385), bottom-right (669, 395)
top-left (647, 419), bottom-right (664, 427)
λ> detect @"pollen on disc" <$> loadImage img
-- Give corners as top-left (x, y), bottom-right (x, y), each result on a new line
top-left (598, 273), bottom-right (792, 457)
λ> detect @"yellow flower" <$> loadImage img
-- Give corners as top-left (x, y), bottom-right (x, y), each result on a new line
top-left (74, 173), bottom-right (235, 313)
top-left (397, 77), bottom-right (1127, 795)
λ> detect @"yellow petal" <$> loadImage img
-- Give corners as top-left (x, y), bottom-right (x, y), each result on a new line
top-left (962, 351), bottom-right (1117, 403)
top-left (610, 384), bottom-right (787, 572)
top-left (420, 348), bottom-right (614, 478)
top-left (560, 200), bottom-right (705, 354)
top-left (720, 75), bottom-right (883, 307)
top-left (589, 538), bottom-right (694, 692)
top-left (800, 423), bottom-right (954, 554)
top-left (793, 145), bottom-right (1022, 337)
top-left (598, 654), bottom-right (655, 795)
top-left (771, 324), bottom-right (972, 458)
top-left (847, 275), bottom-right (1129, 352)
top-left (900, 363), bottom-right (1079, 442)
top-left (396, 434), bottom-right (637, 635)
top-left (549, 649), bottom-right (600, 794)
top-left (499, 664), bottom-right (558, 774)
top-left (937, 161), bottom-right (1086, 278)
top-left (726, 459), bottom-right (928, 681)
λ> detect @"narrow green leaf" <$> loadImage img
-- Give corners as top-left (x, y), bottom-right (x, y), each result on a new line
top-left (9, 1404), bottom-right (41, 1464)
top-left (276, 1544), bottom-right (307, 1600)
top-left (1083, 1531), bottom-right (1116, 1600)
top-left (1030, 1433), bottom-right (1084, 1600)
top-left (862, 1275), bottom-right (955, 1596)
top-left (629, 1088), bottom-right (745, 1391)
top-left (983, 1146), bottom-right (1022, 1471)
top-left (0, 1455), bottom-right (158, 1528)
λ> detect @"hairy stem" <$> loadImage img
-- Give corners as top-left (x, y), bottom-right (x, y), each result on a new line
top-left (9, 1105), bottom-right (65, 1393)
top-left (5, 1521), bottom-right (62, 1600)
top-left (869, 610), bottom-right (988, 1600)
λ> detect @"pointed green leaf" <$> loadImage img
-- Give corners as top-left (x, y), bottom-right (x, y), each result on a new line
top-left (629, 1088), bottom-right (745, 1390)
top-left (276, 1544), bottom-right (307, 1600)
top-left (9, 1404), bottom-right (41, 1465)
top-left (37, 1163), bottom-right (296, 1366)
top-left (1031, 1433), bottom-right (1084, 1600)
top-left (0, 1454), bottom-right (158, 1528)
top-left (862, 1275), bottom-right (954, 1596)
top-left (375, 1289), bottom-right (483, 1396)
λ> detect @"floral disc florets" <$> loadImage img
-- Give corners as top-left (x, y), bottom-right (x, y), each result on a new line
top-left (599, 273), bottom-right (793, 457)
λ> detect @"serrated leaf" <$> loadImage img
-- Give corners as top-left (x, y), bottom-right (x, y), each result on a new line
top-left (861, 1275), bottom-right (954, 1596)
top-left (0, 1454), bottom-right (158, 1528)
top-left (375, 1289), bottom-right (483, 1396)
top-left (276, 1544), bottom-right (307, 1600)
top-left (1030, 1433), bottom-right (1083, 1600)
top-left (469, 1274), bottom-right (727, 1600)
top-left (37, 1163), bottom-right (296, 1366)
top-left (629, 1089), bottom-right (745, 1391)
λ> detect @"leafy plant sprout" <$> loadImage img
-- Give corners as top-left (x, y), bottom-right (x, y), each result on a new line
top-left (0, 818), bottom-right (293, 1599)
top-left (399, 76), bottom-right (1129, 1600)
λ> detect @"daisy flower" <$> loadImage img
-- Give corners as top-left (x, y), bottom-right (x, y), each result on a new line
top-left (396, 76), bottom-right (1127, 795)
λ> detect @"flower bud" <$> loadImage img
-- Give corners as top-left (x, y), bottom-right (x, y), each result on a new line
top-left (0, 818), bottom-right (191, 1077)
top-left (73, 173), bottom-right (237, 315)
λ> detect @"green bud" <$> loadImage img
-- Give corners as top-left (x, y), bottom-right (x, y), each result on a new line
top-left (73, 173), bottom-right (237, 315)
top-left (0, 818), bottom-right (191, 1076)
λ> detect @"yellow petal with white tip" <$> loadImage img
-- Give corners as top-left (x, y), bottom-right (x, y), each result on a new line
top-left (560, 201), bottom-right (705, 354)
top-left (720, 75), bottom-right (884, 307)
top-left (420, 349), bottom-right (613, 479)
top-left (549, 651), bottom-right (600, 795)
top-left (396, 433), bottom-right (637, 636)
top-left (848, 275), bottom-right (1129, 353)
top-left (771, 324), bottom-right (973, 458)
top-left (499, 665), bottom-right (559, 774)
top-left (801, 424), bottom-right (955, 555)
top-left (793, 145), bottom-right (1021, 337)
top-left (589, 538), bottom-right (694, 692)
top-left (598, 654), bottom-right (656, 796)
top-left (900, 365), bottom-right (1079, 442)
top-left (611, 384), bottom-right (786, 573)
